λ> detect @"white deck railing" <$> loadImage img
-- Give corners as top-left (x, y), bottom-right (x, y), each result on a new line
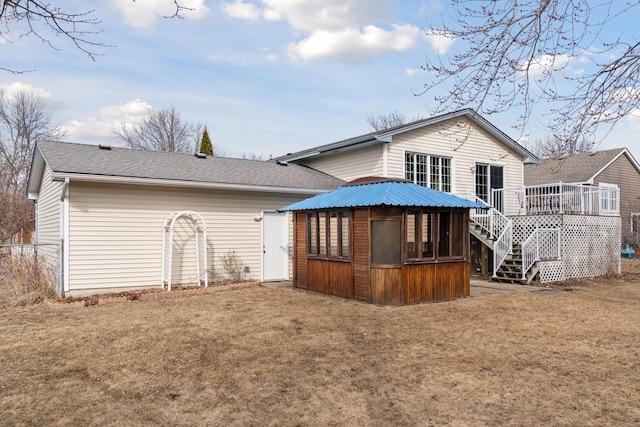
top-left (493, 183), bottom-right (620, 217)
top-left (521, 228), bottom-right (561, 279)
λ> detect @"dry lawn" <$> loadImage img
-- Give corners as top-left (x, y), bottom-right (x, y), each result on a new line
top-left (1, 268), bottom-right (640, 425)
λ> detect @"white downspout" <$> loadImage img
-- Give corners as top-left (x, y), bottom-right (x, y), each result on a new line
top-left (382, 143), bottom-right (388, 177)
top-left (60, 178), bottom-right (70, 296)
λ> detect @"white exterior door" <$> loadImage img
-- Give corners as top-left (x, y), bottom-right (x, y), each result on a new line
top-left (262, 211), bottom-right (289, 281)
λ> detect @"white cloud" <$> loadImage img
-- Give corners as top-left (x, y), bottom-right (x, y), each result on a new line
top-left (106, 0), bottom-right (208, 30)
top-left (288, 24), bottom-right (420, 61)
top-left (221, 0), bottom-right (421, 61)
top-left (263, 0), bottom-right (395, 32)
top-left (424, 29), bottom-right (454, 54)
top-left (0, 82), bottom-right (53, 99)
top-left (405, 68), bottom-right (422, 76)
top-left (60, 100), bottom-right (152, 144)
top-left (626, 109), bottom-right (640, 129)
top-left (221, 0), bottom-right (261, 21)
top-left (98, 99), bottom-right (152, 121)
top-left (523, 54), bottom-right (573, 78)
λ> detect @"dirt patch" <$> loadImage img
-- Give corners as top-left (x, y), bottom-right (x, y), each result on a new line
top-left (1, 275), bottom-right (639, 426)
top-left (51, 281), bottom-right (259, 308)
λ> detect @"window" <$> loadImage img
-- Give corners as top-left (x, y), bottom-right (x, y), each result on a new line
top-left (405, 152), bottom-right (452, 192)
top-left (307, 211), bottom-right (351, 260)
top-left (406, 211), bottom-right (434, 261)
top-left (475, 164), bottom-right (489, 202)
top-left (475, 163), bottom-right (504, 209)
top-left (405, 209), bottom-right (466, 262)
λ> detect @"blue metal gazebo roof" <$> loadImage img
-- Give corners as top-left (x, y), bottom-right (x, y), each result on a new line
top-left (279, 180), bottom-right (486, 211)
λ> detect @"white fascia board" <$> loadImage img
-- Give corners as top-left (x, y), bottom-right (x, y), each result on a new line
top-left (278, 151), bottom-right (321, 162)
top-left (50, 172), bottom-right (331, 195)
top-left (375, 109), bottom-right (539, 163)
top-left (282, 136), bottom-right (379, 161)
top-left (26, 145), bottom-right (46, 200)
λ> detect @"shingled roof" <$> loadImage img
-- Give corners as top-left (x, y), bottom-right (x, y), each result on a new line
top-left (28, 141), bottom-right (344, 196)
top-left (524, 148), bottom-right (629, 186)
top-left (275, 109), bottom-right (538, 164)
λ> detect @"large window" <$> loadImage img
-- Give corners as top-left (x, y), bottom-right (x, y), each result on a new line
top-left (308, 211), bottom-right (351, 260)
top-left (405, 152), bottom-right (451, 192)
top-left (405, 209), bottom-right (466, 262)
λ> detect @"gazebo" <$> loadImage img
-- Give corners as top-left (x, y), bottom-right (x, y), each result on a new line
top-left (280, 177), bottom-right (485, 305)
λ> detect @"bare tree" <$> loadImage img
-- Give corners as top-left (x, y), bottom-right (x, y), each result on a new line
top-left (366, 111), bottom-right (423, 132)
top-left (113, 106), bottom-right (200, 154)
top-left (0, 89), bottom-right (62, 242)
top-left (420, 1), bottom-right (640, 148)
top-left (240, 152), bottom-right (266, 161)
top-left (0, 1), bottom-right (189, 73)
top-left (529, 135), bottom-right (595, 159)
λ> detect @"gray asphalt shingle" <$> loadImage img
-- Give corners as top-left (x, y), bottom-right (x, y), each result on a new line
top-left (37, 141), bottom-right (344, 191)
top-left (524, 148), bottom-right (625, 185)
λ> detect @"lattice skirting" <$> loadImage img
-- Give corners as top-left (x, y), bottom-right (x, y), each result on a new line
top-left (511, 214), bottom-right (621, 283)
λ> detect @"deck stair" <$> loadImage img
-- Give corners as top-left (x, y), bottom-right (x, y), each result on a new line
top-left (469, 221), bottom-right (495, 250)
top-left (492, 244), bottom-right (539, 285)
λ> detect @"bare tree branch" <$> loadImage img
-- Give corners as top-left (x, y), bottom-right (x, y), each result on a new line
top-left (419, 0), bottom-right (640, 149)
top-left (0, 89), bottom-right (63, 242)
top-left (113, 106), bottom-right (199, 154)
top-left (528, 135), bottom-right (595, 159)
top-left (0, 1), bottom-right (188, 73)
top-left (366, 111), bottom-right (424, 131)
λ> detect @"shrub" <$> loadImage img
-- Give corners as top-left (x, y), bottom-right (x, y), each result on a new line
top-left (220, 250), bottom-right (245, 283)
top-left (1, 254), bottom-right (57, 306)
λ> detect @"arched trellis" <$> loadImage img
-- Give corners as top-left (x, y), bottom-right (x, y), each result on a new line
top-left (162, 211), bottom-right (208, 292)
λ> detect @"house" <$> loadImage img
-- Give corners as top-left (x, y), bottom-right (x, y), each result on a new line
top-left (280, 177), bottom-right (485, 305)
top-left (524, 148), bottom-right (640, 246)
top-left (278, 109), bottom-right (621, 284)
top-left (26, 141), bottom-right (344, 297)
top-left (277, 109), bottom-right (538, 197)
top-left (25, 111), bottom-right (624, 298)
top-left (277, 109), bottom-right (539, 277)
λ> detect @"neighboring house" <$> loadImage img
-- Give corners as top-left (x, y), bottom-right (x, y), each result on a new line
top-left (278, 109), bottom-right (621, 284)
top-left (26, 141), bottom-right (343, 297)
top-left (525, 148), bottom-right (640, 246)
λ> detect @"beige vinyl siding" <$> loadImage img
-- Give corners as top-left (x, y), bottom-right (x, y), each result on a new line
top-left (36, 166), bottom-right (63, 244)
top-left (594, 153), bottom-right (640, 243)
top-left (386, 116), bottom-right (525, 194)
top-left (67, 181), bottom-right (304, 294)
top-left (300, 143), bottom-right (384, 182)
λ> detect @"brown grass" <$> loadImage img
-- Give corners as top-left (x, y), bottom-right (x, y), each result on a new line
top-left (1, 272), bottom-right (639, 425)
top-left (0, 254), bottom-right (56, 307)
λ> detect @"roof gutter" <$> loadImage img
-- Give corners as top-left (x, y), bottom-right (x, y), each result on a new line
top-left (50, 172), bottom-right (334, 195)
top-left (279, 135), bottom-right (379, 162)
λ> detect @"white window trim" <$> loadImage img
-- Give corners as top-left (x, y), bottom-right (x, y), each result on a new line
top-left (404, 151), bottom-right (453, 193)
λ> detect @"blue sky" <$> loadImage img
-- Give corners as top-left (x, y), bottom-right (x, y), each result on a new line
top-left (1, 0), bottom-right (638, 162)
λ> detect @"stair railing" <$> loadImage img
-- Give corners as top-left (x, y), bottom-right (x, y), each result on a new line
top-left (457, 192), bottom-right (514, 277)
top-left (521, 228), bottom-right (561, 280)
top-left (493, 220), bottom-right (513, 278)
top-left (460, 192), bottom-right (508, 240)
